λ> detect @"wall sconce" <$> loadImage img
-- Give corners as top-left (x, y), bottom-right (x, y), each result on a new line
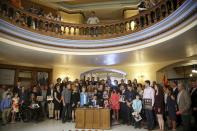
top-left (189, 73), bottom-right (193, 77)
top-left (140, 75), bottom-right (144, 78)
top-left (192, 65), bottom-right (197, 73)
top-left (192, 69), bottom-right (197, 73)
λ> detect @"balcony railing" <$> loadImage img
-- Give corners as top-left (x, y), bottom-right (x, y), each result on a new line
top-left (0, 0), bottom-right (184, 40)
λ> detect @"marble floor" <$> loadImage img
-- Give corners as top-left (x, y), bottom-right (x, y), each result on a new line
top-left (0, 119), bottom-right (148, 131)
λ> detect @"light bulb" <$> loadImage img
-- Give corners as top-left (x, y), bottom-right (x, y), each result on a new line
top-left (190, 74), bottom-right (193, 77)
top-left (192, 69), bottom-right (197, 73)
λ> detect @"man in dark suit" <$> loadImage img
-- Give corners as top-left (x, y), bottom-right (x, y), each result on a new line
top-left (171, 81), bottom-right (181, 126)
top-left (171, 81), bottom-right (179, 100)
top-left (91, 77), bottom-right (96, 85)
top-left (190, 80), bottom-right (197, 129)
top-left (90, 95), bottom-right (100, 107)
top-left (13, 81), bottom-right (22, 97)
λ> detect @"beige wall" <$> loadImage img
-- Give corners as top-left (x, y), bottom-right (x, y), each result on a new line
top-left (58, 11), bottom-right (84, 24)
top-left (52, 61), bottom-right (175, 84)
top-left (0, 59), bottom-right (178, 84)
top-left (123, 10), bottom-right (139, 19)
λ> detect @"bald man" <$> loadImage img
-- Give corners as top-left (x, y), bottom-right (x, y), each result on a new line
top-left (177, 82), bottom-right (191, 131)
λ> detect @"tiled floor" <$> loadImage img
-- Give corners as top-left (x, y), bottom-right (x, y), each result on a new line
top-left (0, 119), bottom-right (147, 131)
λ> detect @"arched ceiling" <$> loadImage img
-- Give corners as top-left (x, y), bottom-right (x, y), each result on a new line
top-left (0, 25), bottom-right (196, 67)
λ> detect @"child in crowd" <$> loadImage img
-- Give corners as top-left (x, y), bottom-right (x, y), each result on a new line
top-left (132, 94), bottom-right (142, 129)
top-left (11, 93), bottom-right (20, 123)
top-left (0, 93), bottom-right (12, 125)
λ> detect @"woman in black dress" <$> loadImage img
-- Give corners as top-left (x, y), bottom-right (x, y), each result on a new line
top-left (154, 84), bottom-right (165, 131)
top-left (166, 88), bottom-right (177, 131)
top-left (54, 85), bottom-right (61, 120)
top-left (71, 87), bottom-right (80, 122)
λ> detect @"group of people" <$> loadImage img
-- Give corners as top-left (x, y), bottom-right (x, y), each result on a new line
top-left (24, 6), bottom-right (62, 32)
top-left (1, 0), bottom-right (62, 33)
top-left (0, 76), bottom-right (197, 131)
top-left (137, 0), bottom-right (160, 11)
top-left (25, 6), bottom-right (62, 22)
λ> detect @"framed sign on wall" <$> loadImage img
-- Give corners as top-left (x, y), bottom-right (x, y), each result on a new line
top-left (37, 72), bottom-right (49, 86)
top-left (0, 64), bottom-right (52, 87)
top-left (0, 69), bottom-right (15, 85)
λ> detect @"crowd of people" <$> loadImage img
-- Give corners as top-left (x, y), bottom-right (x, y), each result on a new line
top-left (25, 6), bottom-right (62, 22)
top-left (137, 0), bottom-right (161, 11)
top-left (1, 0), bottom-right (63, 33)
top-left (0, 76), bottom-right (196, 131)
top-left (23, 6), bottom-right (62, 32)
top-left (137, 0), bottom-right (179, 14)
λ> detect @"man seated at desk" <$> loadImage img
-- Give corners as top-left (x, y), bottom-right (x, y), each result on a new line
top-left (89, 95), bottom-right (101, 108)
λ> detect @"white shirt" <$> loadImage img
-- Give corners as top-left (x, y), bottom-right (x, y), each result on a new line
top-left (143, 86), bottom-right (155, 106)
top-left (50, 89), bottom-right (54, 97)
top-left (177, 90), bottom-right (183, 104)
top-left (173, 87), bottom-right (177, 92)
top-left (191, 88), bottom-right (197, 95)
top-left (87, 16), bottom-right (99, 24)
top-left (164, 93), bottom-right (168, 104)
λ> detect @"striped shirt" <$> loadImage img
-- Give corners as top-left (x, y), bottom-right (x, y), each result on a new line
top-left (143, 86), bottom-right (155, 107)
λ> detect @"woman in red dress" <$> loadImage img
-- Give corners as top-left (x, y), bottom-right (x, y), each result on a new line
top-left (110, 89), bottom-right (120, 122)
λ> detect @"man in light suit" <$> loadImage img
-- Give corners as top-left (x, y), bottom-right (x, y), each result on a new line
top-left (177, 82), bottom-right (191, 131)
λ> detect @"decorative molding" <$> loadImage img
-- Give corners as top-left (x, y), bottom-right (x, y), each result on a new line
top-left (80, 68), bottom-right (127, 78)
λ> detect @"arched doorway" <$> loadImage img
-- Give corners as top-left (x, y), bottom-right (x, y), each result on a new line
top-left (80, 68), bottom-right (127, 83)
top-left (156, 60), bottom-right (197, 88)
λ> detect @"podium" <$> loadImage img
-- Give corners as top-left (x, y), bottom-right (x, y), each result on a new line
top-left (75, 108), bottom-right (85, 128)
top-left (75, 108), bottom-right (110, 130)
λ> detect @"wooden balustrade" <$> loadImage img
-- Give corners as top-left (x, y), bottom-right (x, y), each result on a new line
top-left (0, 0), bottom-right (185, 40)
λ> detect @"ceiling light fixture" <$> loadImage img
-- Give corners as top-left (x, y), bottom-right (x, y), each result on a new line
top-left (192, 69), bottom-right (197, 73)
top-left (192, 65), bottom-right (197, 74)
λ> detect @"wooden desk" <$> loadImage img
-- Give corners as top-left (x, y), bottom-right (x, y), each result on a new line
top-left (75, 108), bottom-right (110, 130)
